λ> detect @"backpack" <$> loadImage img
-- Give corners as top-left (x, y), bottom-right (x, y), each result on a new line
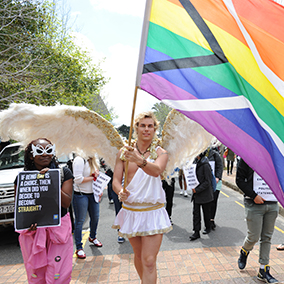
top-left (66, 156), bottom-right (85, 174)
top-left (66, 159), bottom-right (73, 173)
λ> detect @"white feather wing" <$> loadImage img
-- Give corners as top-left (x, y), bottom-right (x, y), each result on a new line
top-left (0, 103), bottom-right (124, 169)
top-left (162, 110), bottom-right (213, 177)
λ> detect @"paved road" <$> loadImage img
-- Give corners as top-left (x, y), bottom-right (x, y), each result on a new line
top-left (1, 174), bottom-right (284, 265)
top-left (76, 181), bottom-right (284, 258)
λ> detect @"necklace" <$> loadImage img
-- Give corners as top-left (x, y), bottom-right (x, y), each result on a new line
top-left (136, 143), bottom-right (150, 158)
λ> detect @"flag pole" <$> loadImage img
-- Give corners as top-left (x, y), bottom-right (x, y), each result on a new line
top-left (123, 85), bottom-right (139, 191)
top-left (123, 0), bottom-right (152, 191)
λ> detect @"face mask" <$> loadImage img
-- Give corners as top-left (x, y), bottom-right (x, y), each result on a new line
top-left (31, 144), bottom-right (56, 157)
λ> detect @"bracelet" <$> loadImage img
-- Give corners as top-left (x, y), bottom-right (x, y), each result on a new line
top-left (138, 158), bottom-right (147, 168)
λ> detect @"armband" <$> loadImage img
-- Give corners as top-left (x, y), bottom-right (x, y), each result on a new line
top-left (138, 158), bottom-right (147, 169)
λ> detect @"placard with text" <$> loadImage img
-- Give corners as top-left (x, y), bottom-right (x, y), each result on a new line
top-left (15, 169), bottom-right (61, 230)
top-left (183, 164), bottom-right (199, 191)
top-left (92, 172), bottom-right (111, 203)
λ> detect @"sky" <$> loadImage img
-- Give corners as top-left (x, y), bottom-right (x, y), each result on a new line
top-left (65, 0), bottom-right (158, 126)
top-left (65, 0), bottom-right (284, 127)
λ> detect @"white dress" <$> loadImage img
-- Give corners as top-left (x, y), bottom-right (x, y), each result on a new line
top-left (112, 156), bottom-right (172, 238)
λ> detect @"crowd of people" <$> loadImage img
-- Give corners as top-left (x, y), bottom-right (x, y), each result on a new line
top-left (13, 111), bottom-right (281, 284)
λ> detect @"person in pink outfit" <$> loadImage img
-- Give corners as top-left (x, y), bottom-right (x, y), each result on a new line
top-left (14, 138), bottom-right (73, 283)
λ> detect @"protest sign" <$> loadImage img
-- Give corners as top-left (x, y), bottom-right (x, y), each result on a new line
top-left (253, 172), bottom-right (278, 202)
top-left (92, 171), bottom-right (111, 202)
top-left (183, 164), bottom-right (199, 191)
top-left (15, 169), bottom-right (61, 230)
top-left (209, 161), bottom-right (215, 176)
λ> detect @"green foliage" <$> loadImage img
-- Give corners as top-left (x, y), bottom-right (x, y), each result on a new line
top-left (152, 102), bottom-right (172, 134)
top-left (0, 0), bottom-right (112, 120)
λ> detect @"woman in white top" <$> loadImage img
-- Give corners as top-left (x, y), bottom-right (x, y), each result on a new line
top-left (72, 156), bottom-right (102, 259)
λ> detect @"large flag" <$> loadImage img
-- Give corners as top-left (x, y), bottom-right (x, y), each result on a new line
top-left (136, 0), bottom-right (284, 205)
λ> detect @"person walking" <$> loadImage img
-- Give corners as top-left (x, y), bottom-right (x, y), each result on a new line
top-left (100, 158), bottom-right (125, 243)
top-left (72, 155), bottom-right (102, 259)
top-left (236, 158), bottom-right (279, 283)
top-left (100, 158), bottom-right (114, 204)
top-left (204, 146), bottom-right (223, 230)
top-left (189, 151), bottom-right (214, 241)
top-left (14, 138), bottom-right (74, 283)
top-left (226, 148), bottom-right (235, 175)
top-left (178, 169), bottom-right (188, 197)
top-left (112, 111), bottom-right (172, 284)
top-left (162, 177), bottom-right (175, 224)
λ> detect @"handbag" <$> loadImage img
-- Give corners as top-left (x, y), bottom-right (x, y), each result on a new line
top-left (223, 148), bottom-right (228, 158)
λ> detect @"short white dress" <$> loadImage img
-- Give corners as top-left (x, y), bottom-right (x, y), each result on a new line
top-left (112, 156), bottom-right (172, 238)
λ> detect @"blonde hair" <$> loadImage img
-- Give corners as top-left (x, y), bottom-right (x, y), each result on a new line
top-left (133, 111), bottom-right (159, 138)
top-left (88, 156), bottom-right (99, 175)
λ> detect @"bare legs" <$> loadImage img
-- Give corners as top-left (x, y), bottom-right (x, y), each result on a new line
top-left (129, 234), bottom-right (163, 283)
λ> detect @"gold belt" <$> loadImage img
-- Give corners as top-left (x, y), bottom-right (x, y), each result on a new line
top-left (122, 203), bottom-right (164, 212)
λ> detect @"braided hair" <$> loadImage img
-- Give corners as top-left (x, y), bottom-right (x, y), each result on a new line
top-left (24, 138), bottom-right (59, 170)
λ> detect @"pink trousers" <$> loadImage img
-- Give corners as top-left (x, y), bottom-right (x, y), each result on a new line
top-left (18, 213), bottom-right (73, 283)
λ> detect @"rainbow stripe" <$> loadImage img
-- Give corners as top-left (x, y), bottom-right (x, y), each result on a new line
top-left (136, 0), bottom-right (284, 205)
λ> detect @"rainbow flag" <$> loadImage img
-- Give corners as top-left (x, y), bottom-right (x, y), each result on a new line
top-left (136, 0), bottom-right (284, 205)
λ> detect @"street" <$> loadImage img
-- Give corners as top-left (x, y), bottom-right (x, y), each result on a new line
top-left (1, 181), bottom-right (284, 266)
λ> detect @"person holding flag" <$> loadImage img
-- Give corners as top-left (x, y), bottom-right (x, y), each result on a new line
top-left (112, 111), bottom-right (172, 284)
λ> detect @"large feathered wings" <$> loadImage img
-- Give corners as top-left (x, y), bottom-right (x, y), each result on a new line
top-left (0, 104), bottom-right (213, 174)
top-left (0, 103), bottom-right (124, 168)
top-left (162, 109), bottom-right (213, 177)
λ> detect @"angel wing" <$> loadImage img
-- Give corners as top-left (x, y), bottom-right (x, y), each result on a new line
top-left (162, 109), bottom-right (213, 177)
top-left (0, 103), bottom-right (124, 169)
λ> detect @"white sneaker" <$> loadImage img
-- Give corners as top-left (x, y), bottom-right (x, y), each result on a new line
top-left (184, 190), bottom-right (188, 197)
top-left (89, 237), bottom-right (103, 247)
top-left (180, 189), bottom-right (183, 195)
top-left (76, 249), bottom-right (86, 259)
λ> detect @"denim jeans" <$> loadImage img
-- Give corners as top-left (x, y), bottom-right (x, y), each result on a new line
top-left (73, 193), bottom-right (100, 250)
top-left (243, 200), bottom-right (279, 265)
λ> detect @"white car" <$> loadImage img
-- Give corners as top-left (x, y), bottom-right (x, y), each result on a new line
top-left (0, 142), bottom-right (69, 226)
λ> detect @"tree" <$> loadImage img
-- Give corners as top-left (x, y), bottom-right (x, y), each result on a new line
top-left (117, 124), bottom-right (131, 139)
top-left (0, 0), bottom-right (112, 120)
top-left (0, 0), bottom-right (51, 108)
top-left (151, 102), bottom-right (172, 135)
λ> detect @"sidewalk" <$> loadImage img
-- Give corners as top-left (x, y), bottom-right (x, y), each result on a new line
top-left (2, 243), bottom-right (284, 283)
top-left (1, 169), bottom-right (284, 283)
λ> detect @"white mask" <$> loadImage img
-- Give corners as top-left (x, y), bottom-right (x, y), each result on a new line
top-left (31, 144), bottom-right (56, 157)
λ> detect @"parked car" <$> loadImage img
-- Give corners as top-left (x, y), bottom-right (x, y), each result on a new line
top-left (0, 142), bottom-right (69, 226)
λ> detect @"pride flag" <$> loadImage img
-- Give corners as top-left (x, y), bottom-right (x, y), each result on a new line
top-left (136, 0), bottom-right (284, 205)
